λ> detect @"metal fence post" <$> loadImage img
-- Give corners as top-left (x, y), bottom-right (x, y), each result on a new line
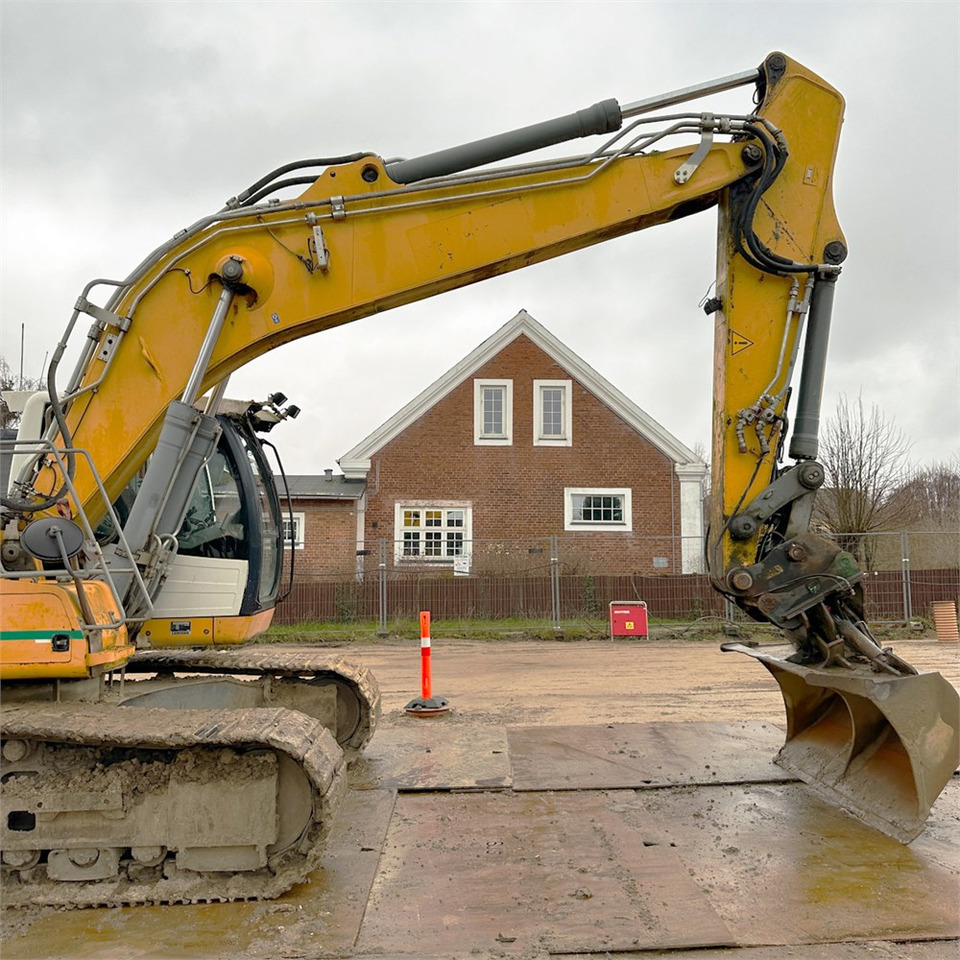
top-left (901, 530), bottom-right (913, 623)
top-left (377, 538), bottom-right (388, 637)
top-left (724, 597), bottom-right (739, 630)
top-left (550, 535), bottom-right (562, 636)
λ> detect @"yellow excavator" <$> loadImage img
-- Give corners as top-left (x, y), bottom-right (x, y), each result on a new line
top-left (2, 52), bottom-right (957, 907)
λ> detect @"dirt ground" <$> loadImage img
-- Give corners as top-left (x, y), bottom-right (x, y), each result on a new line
top-left (2, 634), bottom-right (958, 959)
top-left (352, 633), bottom-right (960, 727)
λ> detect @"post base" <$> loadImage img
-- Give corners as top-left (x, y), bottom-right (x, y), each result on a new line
top-left (404, 695), bottom-right (451, 717)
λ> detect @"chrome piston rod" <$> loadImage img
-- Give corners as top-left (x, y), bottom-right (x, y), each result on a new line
top-left (620, 67), bottom-right (760, 119)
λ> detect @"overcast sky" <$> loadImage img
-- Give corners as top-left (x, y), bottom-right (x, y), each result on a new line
top-left (2, 1), bottom-right (957, 475)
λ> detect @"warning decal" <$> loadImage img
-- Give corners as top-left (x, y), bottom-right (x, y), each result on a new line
top-left (730, 331), bottom-right (754, 355)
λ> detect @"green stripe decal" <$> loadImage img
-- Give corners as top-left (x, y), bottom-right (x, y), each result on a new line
top-left (0, 630), bottom-right (85, 641)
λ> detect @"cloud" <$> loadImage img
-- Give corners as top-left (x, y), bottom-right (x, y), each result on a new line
top-left (2, 0), bottom-right (957, 472)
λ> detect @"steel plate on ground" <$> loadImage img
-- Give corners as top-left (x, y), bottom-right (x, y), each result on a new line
top-left (356, 790), bottom-right (736, 955)
top-left (273, 787), bottom-right (397, 955)
top-left (607, 778), bottom-right (960, 947)
top-left (351, 723), bottom-right (511, 791)
top-left (507, 720), bottom-right (794, 791)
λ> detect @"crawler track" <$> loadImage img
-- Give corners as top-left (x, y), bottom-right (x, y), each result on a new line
top-left (127, 648), bottom-right (380, 760)
top-left (1, 701), bottom-right (346, 907)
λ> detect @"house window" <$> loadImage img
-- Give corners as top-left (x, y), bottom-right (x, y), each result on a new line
top-left (474, 379), bottom-right (513, 445)
top-left (282, 511), bottom-right (306, 549)
top-left (564, 487), bottom-right (632, 532)
top-left (534, 379), bottom-right (572, 446)
top-left (396, 504), bottom-right (472, 563)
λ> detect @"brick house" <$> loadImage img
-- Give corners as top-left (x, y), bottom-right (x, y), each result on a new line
top-left (278, 471), bottom-right (365, 581)
top-left (334, 310), bottom-right (706, 577)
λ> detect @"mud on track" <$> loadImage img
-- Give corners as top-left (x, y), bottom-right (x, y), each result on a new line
top-left (3, 637), bottom-right (958, 959)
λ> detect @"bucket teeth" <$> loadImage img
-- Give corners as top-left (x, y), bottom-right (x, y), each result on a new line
top-left (723, 643), bottom-right (960, 843)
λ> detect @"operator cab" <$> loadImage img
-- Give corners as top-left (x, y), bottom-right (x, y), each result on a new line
top-left (137, 398), bottom-right (296, 646)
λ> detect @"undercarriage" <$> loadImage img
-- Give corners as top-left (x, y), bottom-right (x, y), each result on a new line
top-left (1, 701), bottom-right (345, 906)
top-left (1, 648), bottom-right (381, 906)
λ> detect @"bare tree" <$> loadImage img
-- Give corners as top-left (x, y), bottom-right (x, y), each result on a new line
top-left (0, 355), bottom-right (42, 430)
top-left (891, 456), bottom-right (960, 526)
top-left (0, 355), bottom-right (45, 430)
top-left (690, 439), bottom-right (710, 497)
top-left (814, 393), bottom-right (915, 567)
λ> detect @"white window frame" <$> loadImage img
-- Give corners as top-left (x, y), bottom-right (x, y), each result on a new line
top-left (474, 379), bottom-right (513, 445)
top-left (282, 511), bottom-right (306, 549)
top-left (533, 379), bottom-right (572, 446)
top-left (394, 502), bottom-right (473, 564)
top-left (563, 487), bottom-right (633, 532)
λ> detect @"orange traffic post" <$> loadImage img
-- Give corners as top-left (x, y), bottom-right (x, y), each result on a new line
top-left (404, 610), bottom-right (451, 716)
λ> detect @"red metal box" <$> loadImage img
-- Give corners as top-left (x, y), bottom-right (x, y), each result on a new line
top-left (609, 601), bottom-right (648, 638)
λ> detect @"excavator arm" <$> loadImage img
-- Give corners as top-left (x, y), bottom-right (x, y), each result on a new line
top-left (4, 52), bottom-right (958, 844)
top-left (38, 56), bottom-right (838, 531)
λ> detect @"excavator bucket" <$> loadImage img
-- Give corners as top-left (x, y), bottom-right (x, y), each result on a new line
top-left (723, 643), bottom-right (960, 843)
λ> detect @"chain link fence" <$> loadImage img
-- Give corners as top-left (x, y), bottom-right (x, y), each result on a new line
top-left (275, 530), bottom-right (959, 631)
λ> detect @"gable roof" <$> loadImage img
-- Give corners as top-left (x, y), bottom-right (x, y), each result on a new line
top-left (339, 309), bottom-right (705, 479)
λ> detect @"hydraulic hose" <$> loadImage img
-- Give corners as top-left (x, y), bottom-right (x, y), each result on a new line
top-left (229, 155), bottom-right (374, 208)
top-left (240, 177), bottom-right (324, 207)
top-left (259, 434), bottom-right (296, 604)
top-left (734, 122), bottom-right (826, 277)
